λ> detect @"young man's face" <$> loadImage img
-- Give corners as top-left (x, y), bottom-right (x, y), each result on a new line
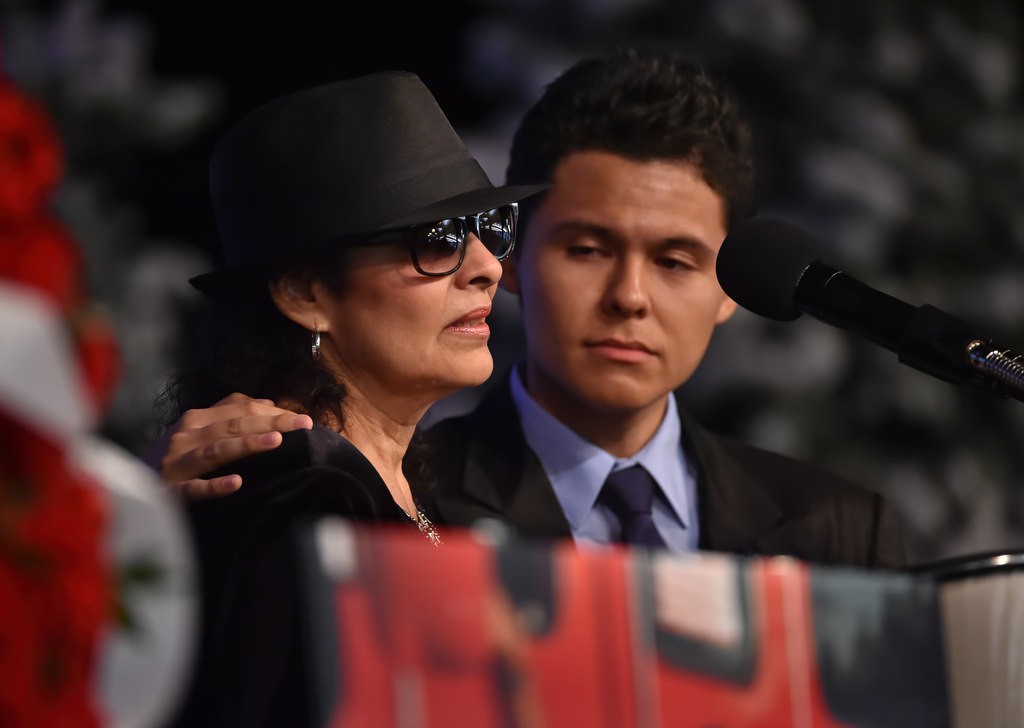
top-left (502, 150), bottom-right (737, 424)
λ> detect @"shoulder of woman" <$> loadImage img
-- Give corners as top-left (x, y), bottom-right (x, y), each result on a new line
top-left (215, 425), bottom-right (370, 486)
top-left (193, 426), bottom-right (398, 524)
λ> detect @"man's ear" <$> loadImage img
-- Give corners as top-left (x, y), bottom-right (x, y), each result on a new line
top-left (268, 273), bottom-right (324, 331)
top-left (499, 254), bottom-right (521, 295)
top-left (715, 294), bottom-right (738, 325)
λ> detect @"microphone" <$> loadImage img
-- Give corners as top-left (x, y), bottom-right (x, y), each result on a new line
top-left (715, 217), bottom-right (1024, 402)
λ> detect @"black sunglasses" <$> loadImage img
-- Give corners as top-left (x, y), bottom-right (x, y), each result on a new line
top-left (372, 203), bottom-right (518, 277)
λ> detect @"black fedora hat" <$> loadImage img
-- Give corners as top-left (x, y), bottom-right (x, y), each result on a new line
top-left (190, 71), bottom-right (547, 297)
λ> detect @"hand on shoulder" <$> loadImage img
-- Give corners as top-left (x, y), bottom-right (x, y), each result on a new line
top-left (148, 392), bottom-right (312, 498)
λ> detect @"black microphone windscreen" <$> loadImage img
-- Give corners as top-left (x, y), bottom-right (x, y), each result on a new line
top-left (716, 218), bottom-right (822, 321)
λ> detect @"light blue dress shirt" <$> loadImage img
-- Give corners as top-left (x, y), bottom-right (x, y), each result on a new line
top-left (508, 367), bottom-right (699, 552)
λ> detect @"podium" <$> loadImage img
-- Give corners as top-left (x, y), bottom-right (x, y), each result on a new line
top-left (90, 499), bottom-right (1024, 727)
top-left (293, 521), bottom-right (950, 728)
top-left (917, 552), bottom-right (1024, 728)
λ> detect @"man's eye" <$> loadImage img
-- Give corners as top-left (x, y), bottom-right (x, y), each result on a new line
top-left (567, 245), bottom-right (605, 257)
top-left (658, 257), bottom-right (696, 271)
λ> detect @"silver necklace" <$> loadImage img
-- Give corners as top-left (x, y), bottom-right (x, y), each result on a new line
top-left (406, 503), bottom-right (442, 547)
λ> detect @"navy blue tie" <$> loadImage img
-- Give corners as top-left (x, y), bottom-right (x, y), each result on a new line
top-left (599, 465), bottom-right (666, 548)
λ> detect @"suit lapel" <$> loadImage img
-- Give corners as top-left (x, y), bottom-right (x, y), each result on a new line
top-left (441, 385), bottom-right (799, 556)
top-left (440, 379), bottom-right (574, 540)
top-left (676, 396), bottom-right (784, 556)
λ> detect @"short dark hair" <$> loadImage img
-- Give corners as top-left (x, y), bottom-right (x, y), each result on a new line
top-left (507, 48), bottom-right (755, 235)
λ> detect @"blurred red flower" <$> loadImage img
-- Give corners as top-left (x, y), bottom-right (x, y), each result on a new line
top-left (0, 81), bottom-right (61, 223)
top-left (0, 218), bottom-right (82, 313)
top-left (0, 412), bottom-right (110, 728)
top-left (0, 74), bottom-right (113, 728)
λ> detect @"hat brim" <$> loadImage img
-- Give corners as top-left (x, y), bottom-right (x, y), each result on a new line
top-left (189, 181), bottom-right (549, 300)
top-left (188, 265), bottom-right (276, 300)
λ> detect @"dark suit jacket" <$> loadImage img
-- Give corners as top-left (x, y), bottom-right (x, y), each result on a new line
top-left (425, 380), bottom-right (905, 569)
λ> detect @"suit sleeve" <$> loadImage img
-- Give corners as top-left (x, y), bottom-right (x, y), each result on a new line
top-left (869, 493), bottom-right (907, 569)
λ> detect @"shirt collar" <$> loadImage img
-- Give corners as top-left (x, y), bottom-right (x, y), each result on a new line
top-left (508, 366), bottom-right (691, 531)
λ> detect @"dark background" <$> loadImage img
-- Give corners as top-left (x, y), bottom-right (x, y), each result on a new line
top-left (105, 0), bottom-right (492, 258)
top-left (4, 0), bottom-right (1024, 563)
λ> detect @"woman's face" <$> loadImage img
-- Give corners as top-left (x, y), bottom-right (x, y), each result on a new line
top-left (314, 232), bottom-right (503, 411)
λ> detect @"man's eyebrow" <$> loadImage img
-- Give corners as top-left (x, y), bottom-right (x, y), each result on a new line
top-left (547, 220), bottom-right (615, 240)
top-left (548, 220), bottom-right (717, 257)
top-left (659, 236), bottom-right (716, 257)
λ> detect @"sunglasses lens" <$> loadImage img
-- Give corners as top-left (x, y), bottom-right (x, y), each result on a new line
top-left (409, 204), bottom-right (517, 275)
top-left (477, 206), bottom-right (516, 260)
top-left (412, 218), bottom-right (467, 274)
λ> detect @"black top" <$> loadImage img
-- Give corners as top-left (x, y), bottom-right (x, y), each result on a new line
top-left (170, 426), bottom-right (409, 728)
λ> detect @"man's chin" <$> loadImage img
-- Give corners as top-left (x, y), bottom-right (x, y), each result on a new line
top-left (571, 380), bottom-right (675, 417)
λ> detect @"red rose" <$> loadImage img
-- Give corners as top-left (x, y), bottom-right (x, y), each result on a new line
top-left (0, 218), bottom-right (83, 313)
top-left (0, 217), bottom-right (123, 413)
top-left (0, 411), bottom-right (109, 728)
top-left (0, 72), bottom-right (111, 728)
top-left (0, 562), bottom-right (42, 727)
top-left (0, 81), bottom-right (62, 223)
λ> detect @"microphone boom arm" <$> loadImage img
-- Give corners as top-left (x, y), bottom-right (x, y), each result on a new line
top-left (965, 341), bottom-right (1024, 403)
top-left (799, 264), bottom-right (1024, 403)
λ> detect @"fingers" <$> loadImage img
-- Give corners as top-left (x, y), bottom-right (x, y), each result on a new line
top-left (174, 392), bottom-right (304, 432)
top-left (162, 430), bottom-right (277, 482)
top-left (168, 474), bottom-right (243, 500)
top-left (213, 392), bottom-right (279, 408)
top-left (179, 412), bottom-right (313, 444)
top-left (163, 427), bottom-right (304, 487)
top-left (159, 393), bottom-right (313, 492)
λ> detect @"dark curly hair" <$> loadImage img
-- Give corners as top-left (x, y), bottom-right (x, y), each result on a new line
top-left (507, 48), bottom-right (756, 237)
top-left (159, 255), bottom-right (351, 431)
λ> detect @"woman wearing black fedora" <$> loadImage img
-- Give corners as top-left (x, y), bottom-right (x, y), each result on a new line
top-left (164, 71), bottom-right (545, 727)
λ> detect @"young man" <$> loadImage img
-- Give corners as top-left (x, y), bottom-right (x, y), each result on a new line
top-left (161, 50), bottom-right (904, 567)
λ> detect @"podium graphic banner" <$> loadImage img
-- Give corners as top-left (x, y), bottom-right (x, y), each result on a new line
top-left (303, 521), bottom-right (948, 728)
